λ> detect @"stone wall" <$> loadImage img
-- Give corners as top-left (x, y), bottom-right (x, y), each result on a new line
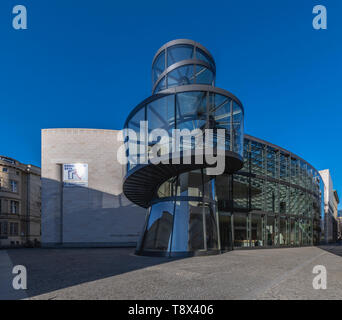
top-left (41, 128), bottom-right (147, 247)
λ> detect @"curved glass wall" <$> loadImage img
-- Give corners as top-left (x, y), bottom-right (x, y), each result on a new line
top-left (152, 42), bottom-right (216, 94)
top-left (137, 136), bottom-right (323, 256)
top-left (125, 89), bottom-right (244, 171)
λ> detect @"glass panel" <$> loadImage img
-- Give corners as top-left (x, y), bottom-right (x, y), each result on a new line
top-left (250, 141), bottom-right (264, 175)
top-left (266, 215), bottom-right (276, 246)
top-left (195, 65), bottom-right (214, 85)
top-left (209, 93), bottom-right (231, 151)
top-left (251, 214), bottom-right (264, 247)
top-left (279, 216), bottom-right (288, 245)
top-left (290, 218), bottom-right (296, 245)
top-left (290, 187), bottom-right (298, 215)
top-left (196, 47), bottom-right (215, 69)
top-left (175, 91), bottom-right (206, 134)
top-left (266, 147), bottom-right (277, 178)
top-left (279, 184), bottom-right (288, 214)
top-left (219, 212), bottom-right (232, 250)
top-left (142, 201), bottom-right (174, 251)
top-left (250, 177), bottom-right (263, 211)
top-left (233, 212), bottom-right (249, 247)
top-left (175, 170), bottom-right (203, 197)
top-left (157, 176), bottom-right (178, 198)
top-left (127, 106), bottom-right (145, 170)
top-left (204, 204), bottom-right (218, 250)
top-left (172, 200), bottom-right (189, 252)
top-left (215, 174), bottom-right (232, 212)
top-left (298, 219), bottom-right (303, 245)
top-left (188, 203), bottom-right (205, 251)
top-left (266, 181), bottom-right (278, 213)
top-left (154, 76), bottom-right (166, 93)
top-left (147, 95), bottom-right (175, 157)
top-left (233, 174), bottom-right (248, 209)
top-left (153, 51), bottom-right (165, 84)
top-left (167, 65), bottom-right (195, 88)
top-left (167, 44), bottom-right (194, 67)
top-left (232, 101), bottom-right (243, 156)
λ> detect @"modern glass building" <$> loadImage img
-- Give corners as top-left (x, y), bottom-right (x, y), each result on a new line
top-left (123, 39), bottom-right (323, 257)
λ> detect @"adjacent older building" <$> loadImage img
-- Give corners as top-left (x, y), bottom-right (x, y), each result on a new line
top-left (338, 210), bottom-right (342, 240)
top-left (0, 156), bottom-right (41, 247)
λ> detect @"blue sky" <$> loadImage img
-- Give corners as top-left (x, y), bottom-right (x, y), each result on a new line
top-left (0, 0), bottom-right (341, 205)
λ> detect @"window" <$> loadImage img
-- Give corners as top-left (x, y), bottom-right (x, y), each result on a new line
top-left (2, 167), bottom-right (8, 172)
top-left (0, 221), bottom-right (8, 235)
top-left (10, 180), bottom-right (18, 192)
top-left (10, 223), bottom-right (19, 236)
top-left (10, 201), bottom-right (19, 214)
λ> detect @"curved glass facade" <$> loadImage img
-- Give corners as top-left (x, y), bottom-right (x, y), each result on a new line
top-left (152, 40), bottom-right (216, 94)
top-left (123, 39), bottom-right (323, 257)
top-left (125, 89), bottom-right (244, 171)
top-left (137, 136), bottom-right (323, 256)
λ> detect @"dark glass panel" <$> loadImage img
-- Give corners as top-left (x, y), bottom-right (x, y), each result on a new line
top-left (204, 204), bottom-right (219, 250)
top-left (219, 212), bottom-right (232, 250)
top-left (188, 203), bottom-right (205, 250)
top-left (175, 170), bottom-right (203, 197)
top-left (233, 212), bottom-right (249, 247)
top-left (233, 174), bottom-right (248, 209)
top-left (251, 214), bottom-right (264, 247)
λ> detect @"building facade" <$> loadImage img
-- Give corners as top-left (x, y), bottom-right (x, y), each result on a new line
top-left (319, 169), bottom-right (338, 243)
top-left (338, 210), bottom-right (342, 241)
top-left (0, 156), bottom-right (41, 247)
top-left (41, 128), bottom-right (146, 247)
top-left (122, 39), bottom-right (323, 257)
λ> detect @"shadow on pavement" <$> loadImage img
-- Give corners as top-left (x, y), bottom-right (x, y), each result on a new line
top-left (318, 243), bottom-right (342, 257)
top-left (4, 247), bottom-right (185, 299)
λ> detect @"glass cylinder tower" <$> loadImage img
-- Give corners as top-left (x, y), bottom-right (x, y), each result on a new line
top-left (123, 39), bottom-right (244, 256)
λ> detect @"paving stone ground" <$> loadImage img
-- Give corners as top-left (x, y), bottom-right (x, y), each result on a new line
top-left (0, 245), bottom-right (341, 300)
